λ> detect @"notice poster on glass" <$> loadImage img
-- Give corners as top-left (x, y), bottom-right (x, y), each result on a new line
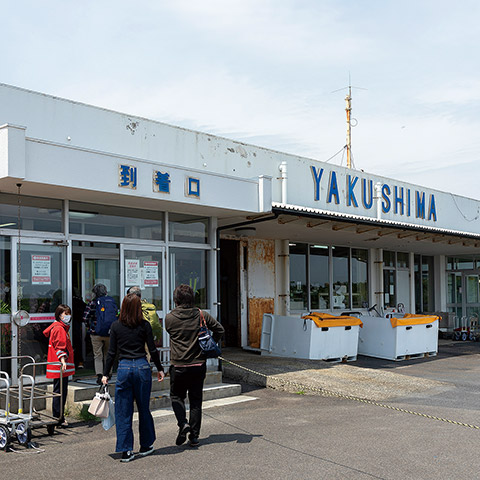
top-left (32, 255), bottom-right (52, 285)
top-left (125, 259), bottom-right (140, 286)
top-left (143, 261), bottom-right (159, 287)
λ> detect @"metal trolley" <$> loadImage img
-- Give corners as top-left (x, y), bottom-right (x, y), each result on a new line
top-left (0, 356), bottom-right (64, 450)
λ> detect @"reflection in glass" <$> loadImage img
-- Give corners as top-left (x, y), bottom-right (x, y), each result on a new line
top-left (397, 252), bottom-right (409, 269)
top-left (0, 238), bottom-right (11, 315)
top-left (0, 193), bottom-right (62, 233)
top-left (332, 246), bottom-right (349, 309)
top-left (352, 249), bottom-right (368, 308)
top-left (170, 248), bottom-right (207, 309)
top-left (70, 201), bottom-right (163, 239)
top-left (169, 213), bottom-right (208, 244)
top-left (84, 259), bottom-right (120, 306)
top-left (289, 244), bottom-right (308, 311)
top-left (124, 250), bottom-right (163, 347)
top-left (18, 244), bottom-right (65, 314)
top-left (383, 250), bottom-right (395, 268)
top-left (383, 270), bottom-right (396, 308)
top-left (310, 246), bottom-right (329, 309)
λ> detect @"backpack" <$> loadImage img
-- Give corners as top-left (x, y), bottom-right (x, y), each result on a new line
top-left (142, 301), bottom-right (162, 346)
top-left (95, 296), bottom-right (118, 336)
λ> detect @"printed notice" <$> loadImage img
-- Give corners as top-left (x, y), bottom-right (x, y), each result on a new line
top-left (125, 259), bottom-right (140, 286)
top-left (32, 255), bottom-right (51, 285)
top-left (143, 261), bottom-right (159, 287)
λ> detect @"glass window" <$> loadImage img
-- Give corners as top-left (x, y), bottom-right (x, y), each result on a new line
top-left (422, 256), bottom-right (434, 312)
top-left (170, 248), bottom-right (207, 309)
top-left (332, 246), bottom-right (349, 309)
top-left (466, 275), bottom-right (479, 304)
top-left (397, 252), bottom-right (409, 269)
top-left (0, 238), bottom-right (11, 316)
top-left (124, 250), bottom-right (163, 310)
top-left (310, 245), bottom-right (329, 310)
top-left (289, 243), bottom-right (308, 311)
top-left (383, 270), bottom-right (396, 308)
top-left (169, 213), bottom-right (208, 244)
top-left (446, 257), bottom-right (455, 270)
top-left (70, 202), bottom-right (163, 239)
top-left (18, 244), bottom-right (66, 314)
top-left (0, 193), bottom-right (62, 233)
top-left (383, 250), bottom-right (395, 268)
top-left (352, 249), bottom-right (368, 308)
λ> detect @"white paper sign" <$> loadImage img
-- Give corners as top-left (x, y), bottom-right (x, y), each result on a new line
top-left (125, 259), bottom-right (140, 286)
top-left (143, 261), bottom-right (159, 287)
top-left (32, 255), bottom-right (51, 285)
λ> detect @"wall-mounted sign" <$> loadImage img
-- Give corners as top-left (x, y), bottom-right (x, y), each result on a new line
top-left (31, 255), bottom-right (51, 285)
top-left (143, 261), bottom-right (159, 287)
top-left (311, 166), bottom-right (437, 222)
top-left (125, 259), bottom-right (140, 286)
top-left (119, 164), bottom-right (137, 189)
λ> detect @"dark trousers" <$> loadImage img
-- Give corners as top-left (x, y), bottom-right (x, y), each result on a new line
top-left (169, 363), bottom-right (206, 438)
top-left (52, 376), bottom-right (68, 423)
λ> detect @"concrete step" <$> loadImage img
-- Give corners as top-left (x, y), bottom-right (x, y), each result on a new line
top-left (68, 370), bottom-right (222, 403)
top-left (73, 382), bottom-right (242, 414)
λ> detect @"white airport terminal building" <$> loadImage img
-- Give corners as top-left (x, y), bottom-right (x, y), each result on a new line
top-left (1, 83), bottom-right (480, 375)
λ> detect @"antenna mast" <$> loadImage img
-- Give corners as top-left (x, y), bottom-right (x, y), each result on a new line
top-left (345, 84), bottom-right (352, 169)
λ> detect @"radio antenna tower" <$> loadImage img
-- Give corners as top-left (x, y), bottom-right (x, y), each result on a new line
top-left (332, 76), bottom-right (367, 169)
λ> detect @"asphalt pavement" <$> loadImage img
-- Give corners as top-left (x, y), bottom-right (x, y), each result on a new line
top-left (1, 340), bottom-right (480, 480)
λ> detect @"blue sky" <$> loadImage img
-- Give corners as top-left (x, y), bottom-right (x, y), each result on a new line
top-left (2, 1), bottom-right (480, 198)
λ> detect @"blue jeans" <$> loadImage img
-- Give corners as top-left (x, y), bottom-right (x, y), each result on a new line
top-left (115, 357), bottom-right (155, 452)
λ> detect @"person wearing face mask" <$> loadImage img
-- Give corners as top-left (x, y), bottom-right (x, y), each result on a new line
top-left (43, 304), bottom-right (75, 432)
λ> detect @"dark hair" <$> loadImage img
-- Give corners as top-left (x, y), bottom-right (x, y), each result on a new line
top-left (126, 286), bottom-right (142, 298)
top-left (92, 283), bottom-right (107, 298)
top-left (55, 304), bottom-right (71, 321)
top-left (119, 293), bottom-right (143, 328)
top-left (173, 284), bottom-right (195, 308)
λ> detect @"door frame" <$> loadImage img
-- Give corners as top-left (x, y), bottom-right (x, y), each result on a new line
top-left (120, 244), bottom-right (168, 353)
top-left (10, 235), bottom-right (69, 383)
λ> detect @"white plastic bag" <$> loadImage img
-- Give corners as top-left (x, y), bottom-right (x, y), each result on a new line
top-left (101, 399), bottom-right (115, 431)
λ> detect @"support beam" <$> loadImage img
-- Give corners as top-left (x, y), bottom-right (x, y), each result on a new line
top-left (306, 220), bottom-right (330, 228)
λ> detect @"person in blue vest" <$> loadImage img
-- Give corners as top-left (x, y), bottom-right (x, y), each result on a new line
top-left (83, 284), bottom-right (119, 384)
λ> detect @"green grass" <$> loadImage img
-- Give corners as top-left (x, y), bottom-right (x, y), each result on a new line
top-left (76, 404), bottom-right (101, 423)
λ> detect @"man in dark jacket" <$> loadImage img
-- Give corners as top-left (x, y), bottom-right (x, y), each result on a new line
top-left (165, 284), bottom-right (224, 447)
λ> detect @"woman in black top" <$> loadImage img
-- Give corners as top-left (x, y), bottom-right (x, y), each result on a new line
top-left (102, 293), bottom-right (165, 462)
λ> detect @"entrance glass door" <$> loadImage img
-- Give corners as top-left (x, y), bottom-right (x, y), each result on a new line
top-left (120, 246), bottom-right (166, 358)
top-left (83, 257), bottom-right (120, 305)
top-left (11, 237), bottom-right (67, 381)
top-left (464, 273), bottom-right (480, 324)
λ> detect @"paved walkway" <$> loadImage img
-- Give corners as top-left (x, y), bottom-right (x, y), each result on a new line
top-left (221, 339), bottom-right (480, 404)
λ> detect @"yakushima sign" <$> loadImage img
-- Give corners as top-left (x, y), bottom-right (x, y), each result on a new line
top-left (311, 166), bottom-right (437, 222)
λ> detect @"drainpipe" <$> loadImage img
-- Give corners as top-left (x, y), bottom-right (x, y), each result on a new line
top-left (279, 161), bottom-right (287, 204)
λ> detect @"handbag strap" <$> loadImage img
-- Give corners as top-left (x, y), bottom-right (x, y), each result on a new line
top-left (199, 309), bottom-right (206, 328)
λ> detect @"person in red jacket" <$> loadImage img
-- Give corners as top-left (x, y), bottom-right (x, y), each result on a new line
top-left (43, 304), bottom-right (75, 431)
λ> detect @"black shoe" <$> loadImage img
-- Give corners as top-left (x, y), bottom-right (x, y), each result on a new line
top-left (189, 435), bottom-right (199, 447)
top-left (138, 445), bottom-right (154, 457)
top-left (96, 374), bottom-right (103, 385)
top-left (175, 423), bottom-right (190, 446)
top-left (46, 424), bottom-right (55, 436)
top-left (121, 451), bottom-right (135, 462)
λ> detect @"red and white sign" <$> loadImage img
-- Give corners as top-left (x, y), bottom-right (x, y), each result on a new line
top-left (143, 261), bottom-right (159, 287)
top-left (32, 255), bottom-right (51, 285)
top-left (125, 259), bottom-right (140, 286)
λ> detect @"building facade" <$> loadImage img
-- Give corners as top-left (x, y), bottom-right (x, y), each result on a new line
top-left (1, 83), bottom-right (479, 377)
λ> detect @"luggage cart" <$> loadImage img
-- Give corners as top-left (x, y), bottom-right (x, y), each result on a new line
top-left (0, 356), bottom-right (64, 450)
top-left (452, 314), bottom-right (479, 341)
